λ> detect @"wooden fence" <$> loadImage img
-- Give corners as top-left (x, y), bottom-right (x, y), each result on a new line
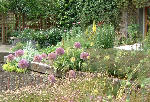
top-left (0, 12), bottom-right (56, 44)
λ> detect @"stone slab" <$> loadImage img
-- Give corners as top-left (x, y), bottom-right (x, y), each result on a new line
top-left (28, 62), bottom-right (55, 75)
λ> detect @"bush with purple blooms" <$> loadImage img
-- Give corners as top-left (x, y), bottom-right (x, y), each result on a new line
top-left (53, 42), bottom-right (90, 75)
top-left (2, 49), bottom-right (29, 73)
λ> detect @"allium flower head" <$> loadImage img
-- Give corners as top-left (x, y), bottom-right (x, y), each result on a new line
top-left (15, 49), bottom-right (24, 57)
top-left (48, 52), bottom-right (57, 60)
top-left (48, 75), bottom-right (56, 83)
top-left (74, 42), bottom-right (81, 49)
top-left (56, 47), bottom-right (65, 55)
top-left (33, 55), bottom-right (42, 62)
top-left (18, 59), bottom-right (29, 68)
top-left (41, 53), bottom-right (47, 59)
top-left (69, 70), bottom-right (76, 78)
top-left (80, 52), bottom-right (89, 60)
top-left (7, 54), bottom-right (15, 62)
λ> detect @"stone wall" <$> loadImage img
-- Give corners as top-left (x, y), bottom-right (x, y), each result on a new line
top-left (0, 69), bottom-right (49, 91)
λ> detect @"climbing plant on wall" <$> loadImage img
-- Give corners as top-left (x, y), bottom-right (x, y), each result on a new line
top-left (1, 0), bottom-right (150, 29)
top-left (0, 0), bottom-right (9, 13)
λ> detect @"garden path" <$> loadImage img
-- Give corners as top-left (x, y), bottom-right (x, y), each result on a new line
top-left (0, 43), bottom-right (12, 52)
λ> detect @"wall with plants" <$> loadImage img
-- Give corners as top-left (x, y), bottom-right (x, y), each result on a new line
top-left (1, 0), bottom-right (150, 29)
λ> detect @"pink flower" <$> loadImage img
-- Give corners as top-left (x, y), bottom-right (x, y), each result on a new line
top-left (80, 52), bottom-right (89, 60)
top-left (48, 75), bottom-right (56, 83)
top-left (77, 22), bottom-right (80, 24)
top-left (41, 53), bottom-right (47, 59)
top-left (72, 23), bottom-right (76, 25)
top-left (18, 59), bottom-right (29, 68)
top-left (64, 30), bottom-right (67, 32)
top-left (56, 47), bottom-right (65, 55)
top-left (97, 96), bottom-right (103, 102)
top-left (74, 42), bottom-right (81, 49)
top-left (69, 70), bottom-right (76, 78)
top-left (33, 55), bottom-right (42, 62)
top-left (48, 52), bottom-right (57, 60)
top-left (7, 54), bottom-right (15, 62)
top-left (15, 49), bottom-right (24, 57)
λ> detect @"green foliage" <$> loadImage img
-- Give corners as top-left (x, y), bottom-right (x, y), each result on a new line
top-left (11, 42), bottom-right (25, 52)
top-left (17, 28), bottom-right (62, 47)
top-left (2, 62), bottom-right (26, 73)
top-left (21, 41), bottom-right (39, 62)
top-left (95, 24), bottom-right (115, 49)
top-left (132, 0), bottom-right (150, 8)
top-left (63, 26), bottom-right (83, 40)
top-left (143, 29), bottom-right (150, 51)
top-left (80, 0), bottom-right (120, 28)
top-left (0, 0), bottom-right (9, 13)
top-left (54, 0), bottom-right (84, 28)
top-left (54, 48), bottom-right (84, 74)
top-left (88, 48), bottom-right (150, 79)
top-left (127, 24), bottom-right (141, 44)
top-left (38, 42), bottom-right (62, 54)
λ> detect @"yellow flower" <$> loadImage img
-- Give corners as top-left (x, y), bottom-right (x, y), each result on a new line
top-left (66, 47), bottom-right (70, 55)
top-left (104, 55), bottom-right (110, 61)
top-left (90, 42), bottom-right (94, 46)
top-left (92, 20), bottom-right (96, 33)
top-left (87, 56), bottom-right (90, 59)
top-left (70, 57), bottom-right (76, 63)
top-left (93, 89), bottom-right (99, 95)
top-left (85, 28), bottom-right (89, 35)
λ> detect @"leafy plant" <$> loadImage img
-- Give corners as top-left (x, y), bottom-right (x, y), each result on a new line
top-left (126, 24), bottom-right (141, 44)
top-left (17, 28), bottom-right (62, 47)
top-left (11, 42), bottom-right (25, 52)
top-left (3, 62), bottom-right (26, 73)
top-left (95, 24), bottom-right (115, 49)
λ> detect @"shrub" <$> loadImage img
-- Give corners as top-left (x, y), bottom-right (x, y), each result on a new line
top-left (95, 24), bottom-right (115, 49)
top-left (87, 48), bottom-right (150, 79)
top-left (11, 42), bottom-right (25, 52)
top-left (17, 28), bottom-right (62, 47)
top-left (126, 24), bottom-right (141, 44)
top-left (53, 42), bottom-right (89, 75)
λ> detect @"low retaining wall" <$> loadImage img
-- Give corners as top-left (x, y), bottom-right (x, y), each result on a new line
top-left (0, 70), bottom-right (49, 91)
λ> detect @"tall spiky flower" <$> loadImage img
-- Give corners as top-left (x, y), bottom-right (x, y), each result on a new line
top-left (92, 20), bottom-right (96, 33)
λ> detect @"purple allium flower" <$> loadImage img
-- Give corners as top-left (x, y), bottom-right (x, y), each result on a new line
top-left (48, 75), bottom-right (56, 83)
top-left (74, 42), bottom-right (81, 49)
top-left (41, 53), bottom-right (47, 59)
top-left (55, 47), bottom-right (65, 55)
top-left (80, 52), bottom-right (89, 60)
top-left (48, 52), bottom-right (57, 60)
top-left (18, 59), bottom-right (29, 68)
top-left (33, 55), bottom-right (42, 62)
top-left (69, 70), bottom-right (76, 78)
top-left (7, 54), bottom-right (15, 62)
top-left (15, 49), bottom-right (24, 57)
